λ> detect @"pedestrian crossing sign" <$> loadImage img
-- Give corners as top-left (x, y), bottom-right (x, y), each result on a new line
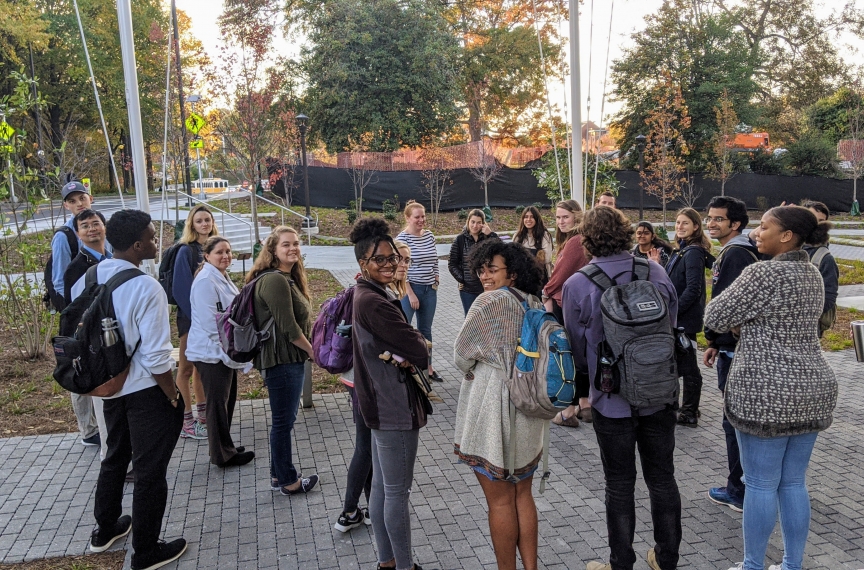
top-left (0, 121), bottom-right (15, 140)
top-left (185, 113), bottom-right (206, 135)
top-left (190, 139), bottom-right (204, 149)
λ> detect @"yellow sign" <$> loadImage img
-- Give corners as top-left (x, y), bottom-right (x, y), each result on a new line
top-left (0, 145), bottom-right (14, 153)
top-left (185, 113), bottom-right (206, 135)
top-left (189, 139), bottom-right (204, 149)
top-left (0, 122), bottom-right (15, 140)
top-left (82, 178), bottom-right (91, 191)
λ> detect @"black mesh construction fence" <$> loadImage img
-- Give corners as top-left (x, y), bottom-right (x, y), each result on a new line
top-left (272, 167), bottom-right (858, 213)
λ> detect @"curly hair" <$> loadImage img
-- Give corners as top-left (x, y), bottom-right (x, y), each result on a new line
top-left (580, 206), bottom-right (634, 258)
top-left (106, 209), bottom-right (152, 252)
top-left (349, 217), bottom-right (395, 261)
top-left (467, 238), bottom-right (545, 297)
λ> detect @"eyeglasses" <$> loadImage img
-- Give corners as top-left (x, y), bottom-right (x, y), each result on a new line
top-left (476, 264), bottom-right (507, 278)
top-left (703, 216), bottom-right (729, 224)
top-left (363, 254), bottom-right (402, 266)
top-left (399, 257), bottom-right (413, 266)
top-left (78, 221), bottom-right (104, 231)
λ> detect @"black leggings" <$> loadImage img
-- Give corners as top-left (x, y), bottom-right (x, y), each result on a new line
top-left (344, 387), bottom-right (373, 512)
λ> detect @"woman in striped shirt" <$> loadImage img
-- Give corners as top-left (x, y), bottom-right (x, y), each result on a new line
top-left (396, 201), bottom-right (442, 382)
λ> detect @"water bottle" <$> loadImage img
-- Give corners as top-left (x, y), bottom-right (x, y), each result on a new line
top-left (598, 354), bottom-right (616, 394)
top-left (335, 320), bottom-right (352, 338)
top-left (101, 318), bottom-right (120, 347)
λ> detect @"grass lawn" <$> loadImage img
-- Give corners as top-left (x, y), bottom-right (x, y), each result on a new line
top-left (837, 258), bottom-right (864, 285)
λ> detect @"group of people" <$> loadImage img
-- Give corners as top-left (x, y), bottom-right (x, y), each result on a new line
top-left (51, 185), bottom-right (840, 570)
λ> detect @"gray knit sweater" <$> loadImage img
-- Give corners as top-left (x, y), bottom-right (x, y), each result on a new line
top-left (703, 250), bottom-right (837, 438)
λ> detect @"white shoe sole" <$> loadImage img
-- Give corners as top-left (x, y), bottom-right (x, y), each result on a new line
top-left (708, 492), bottom-right (743, 513)
top-left (133, 541), bottom-right (188, 570)
top-left (333, 520), bottom-right (364, 533)
top-left (89, 521), bottom-right (132, 553)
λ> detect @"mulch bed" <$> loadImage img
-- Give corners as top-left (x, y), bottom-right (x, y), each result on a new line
top-left (0, 551), bottom-right (125, 570)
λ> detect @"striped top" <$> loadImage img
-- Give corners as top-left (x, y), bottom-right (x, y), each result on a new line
top-left (397, 229), bottom-right (438, 285)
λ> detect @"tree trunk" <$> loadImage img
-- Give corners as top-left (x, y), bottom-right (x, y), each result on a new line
top-left (467, 89), bottom-right (482, 142)
top-left (721, 179), bottom-right (726, 196)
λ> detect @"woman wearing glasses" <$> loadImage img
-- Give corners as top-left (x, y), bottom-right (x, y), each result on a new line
top-left (454, 239), bottom-right (547, 570)
top-left (351, 219), bottom-right (431, 570)
top-left (665, 208), bottom-right (714, 427)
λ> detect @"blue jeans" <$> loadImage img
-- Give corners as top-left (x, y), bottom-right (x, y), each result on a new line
top-left (458, 290), bottom-right (480, 315)
top-left (401, 283), bottom-right (437, 342)
top-left (717, 351), bottom-right (745, 501)
top-left (263, 362), bottom-right (305, 486)
top-left (737, 431), bottom-right (818, 570)
top-left (370, 428), bottom-right (420, 570)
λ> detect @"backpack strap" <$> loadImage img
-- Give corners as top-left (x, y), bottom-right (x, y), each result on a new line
top-left (632, 257), bottom-right (650, 281)
top-left (579, 264), bottom-right (615, 292)
top-left (57, 225), bottom-right (79, 259)
top-left (810, 246), bottom-right (829, 268)
top-left (84, 264), bottom-right (99, 290)
top-left (102, 269), bottom-right (146, 317)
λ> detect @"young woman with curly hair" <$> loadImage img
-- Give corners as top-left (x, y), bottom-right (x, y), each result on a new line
top-left (247, 226), bottom-right (319, 496)
top-left (561, 206), bottom-right (682, 570)
top-left (454, 239), bottom-right (546, 570)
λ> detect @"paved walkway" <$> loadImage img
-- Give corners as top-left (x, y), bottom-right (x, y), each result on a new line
top-left (2, 266), bottom-right (864, 569)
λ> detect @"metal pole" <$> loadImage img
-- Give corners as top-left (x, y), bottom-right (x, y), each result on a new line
top-left (116, 0), bottom-right (149, 214)
top-left (171, 0), bottom-right (193, 206)
top-left (196, 147), bottom-right (203, 201)
top-left (569, 0), bottom-right (584, 206)
top-left (6, 156), bottom-right (16, 204)
top-left (300, 127), bottom-right (311, 220)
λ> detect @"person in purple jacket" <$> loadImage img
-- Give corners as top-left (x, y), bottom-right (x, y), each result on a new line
top-left (561, 206), bottom-right (682, 570)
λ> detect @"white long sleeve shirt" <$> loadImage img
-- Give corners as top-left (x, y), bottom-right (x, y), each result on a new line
top-left (185, 262), bottom-right (246, 369)
top-left (70, 258), bottom-right (174, 398)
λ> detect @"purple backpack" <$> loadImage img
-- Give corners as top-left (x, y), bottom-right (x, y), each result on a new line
top-left (216, 271), bottom-right (276, 363)
top-left (311, 286), bottom-right (355, 374)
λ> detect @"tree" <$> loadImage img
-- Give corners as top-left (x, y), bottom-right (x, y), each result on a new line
top-left (706, 90), bottom-right (741, 196)
top-left (611, 0), bottom-right (757, 169)
top-left (806, 88), bottom-right (864, 145)
top-left (841, 103), bottom-right (864, 208)
top-left (440, 0), bottom-right (566, 142)
top-left (344, 135), bottom-right (379, 219)
top-left (784, 135), bottom-right (838, 177)
top-left (302, 0), bottom-right (460, 153)
top-left (641, 77), bottom-right (691, 225)
top-left (420, 147), bottom-right (454, 228)
top-left (469, 139), bottom-right (502, 208)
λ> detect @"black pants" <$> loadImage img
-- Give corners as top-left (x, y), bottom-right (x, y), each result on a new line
top-left (716, 352), bottom-right (745, 501)
top-left (344, 387), bottom-right (373, 513)
top-left (95, 385), bottom-right (184, 557)
top-left (593, 407), bottom-right (682, 570)
top-left (677, 333), bottom-right (702, 418)
top-left (193, 361), bottom-right (238, 466)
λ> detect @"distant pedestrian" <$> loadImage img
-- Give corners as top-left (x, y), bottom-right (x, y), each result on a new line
top-left (448, 208), bottom-right (498, 314)
top-left (543, 199), bottom-right (589, 427)
top-left (174, 204), bottom-right (219, 441)
top-left (665, 208), bottom-right (713, 427)
top-left (74, 209), bottom-right (187, 570)
top-left (631, 221), bottom-right (672, 268)
top-left (595, 191), bottom-right (616, 209)
top-left (48, 181), bottom-right (94, 313)
top-left (350, 218), bottom-right (431, 570)
top-left (800, 200), bottom-right (839, 337)
top-left (512, 205), bottom-right (553, 279)
top-left (397, 201), bottom-right (443, 382)
top-left (247, 226), bottom-right (319, 496)
top-left (454, 239), bottom-right (547, 570)
top-left (707, 206), bottom-right (837, 570)
top-left (186, 236), bottom-right (254, 468)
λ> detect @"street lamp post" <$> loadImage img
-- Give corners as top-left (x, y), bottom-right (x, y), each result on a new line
top-left (187, 94), bottom-right (204, 202)
top-left (295, 114), bottom-right (316, 242)
top-left (635, 134), bottom-right (647, 221)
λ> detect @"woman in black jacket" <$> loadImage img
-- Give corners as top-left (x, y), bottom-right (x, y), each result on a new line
top-left (665, 208), bottom-right (714, 427)
top-left (448, 209), bottom-right (498, 314)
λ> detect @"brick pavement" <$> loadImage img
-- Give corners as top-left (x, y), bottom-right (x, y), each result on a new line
top-left (1, 263), bottom-right (863, 569)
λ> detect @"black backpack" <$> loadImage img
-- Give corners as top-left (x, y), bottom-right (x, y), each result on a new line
top-left (52, 265), bottom-right (143, 394)
top-left (43, 226), bottom-right (79, 312)
top-left (157, 242), bottom-right (196, 305)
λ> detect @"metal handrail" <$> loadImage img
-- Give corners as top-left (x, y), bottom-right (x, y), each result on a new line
top-left (245, 190), bottom-right (319, 229)
top-left (173, 189), bottom-right (255, 252)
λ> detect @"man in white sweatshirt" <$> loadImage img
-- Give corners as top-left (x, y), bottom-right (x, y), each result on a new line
top-left (71, 209), bottom-right (187, 570)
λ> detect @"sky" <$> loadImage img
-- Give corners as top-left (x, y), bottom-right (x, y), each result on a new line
top-left (175, 0), bottom-right (862, 131)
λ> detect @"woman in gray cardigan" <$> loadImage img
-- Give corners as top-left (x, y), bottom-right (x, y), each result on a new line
top-left (704, 206), bottom-right (837, 570)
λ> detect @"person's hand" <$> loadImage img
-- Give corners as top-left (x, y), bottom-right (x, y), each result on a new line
top-left (398, 360), bottom-right (413, 369)
top-left (482, 223), bottom-right (492, 235)
top-left (647, 248), bottom-right (661, 263)
top-left (543, 298), bottom-right (554, 313)
top-left (703, 347), bottom-right (718, 368)
top-left (409, 293), bottom-right (420, 310)
top-left (87, 365), bottom-right (130, 398)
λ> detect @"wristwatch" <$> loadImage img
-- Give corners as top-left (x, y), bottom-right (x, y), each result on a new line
top-left (169, 390), bottom-right (180, 405)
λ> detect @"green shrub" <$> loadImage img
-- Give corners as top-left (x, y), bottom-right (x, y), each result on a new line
top-left (755, 196), bottom-right (769, 211)
top-left (383, 197), bottom-right (398, 221)
top-left (457, 208), bottom-right (469, 221)
top-left (346, 201), bottom-right (358, 225)
top-left (515, 205), bottom-right (525, 216)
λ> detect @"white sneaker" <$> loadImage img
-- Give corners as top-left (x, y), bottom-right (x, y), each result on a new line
top-left (726, 564), bottom-right (744, 570)
top-left (768, 566), bottom-right (782, 570)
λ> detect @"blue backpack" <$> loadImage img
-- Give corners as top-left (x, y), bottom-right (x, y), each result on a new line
top-left (505, 289), bottom-right (577, 493)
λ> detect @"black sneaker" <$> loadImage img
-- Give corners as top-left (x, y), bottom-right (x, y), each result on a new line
top-left (363, 507), bottom-right (372, 526)
top-left (131, 538), bottom-right (188, 570)
top-left (676, 414), bottom-right (698, 427)
top-left (334, 509), bottom-right (365, 532)
top-left (280, 474), bottom-right (319, 495)
top-left (89, 515), bottom-right (132, 553)
top-left (219, 450), bottom-right (255, 467)
top-left (81, 433), bottom-right (101, 447)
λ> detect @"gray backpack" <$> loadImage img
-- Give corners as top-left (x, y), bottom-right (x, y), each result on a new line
top-left (579, 258), bottom-right (679, 411)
